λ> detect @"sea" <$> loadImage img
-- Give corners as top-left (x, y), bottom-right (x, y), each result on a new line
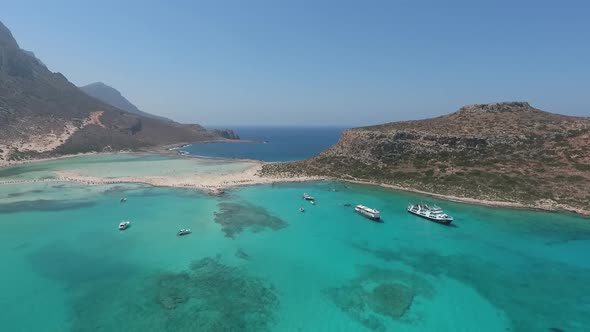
top-left (179, 126), bottom-right (346, 161)
top-left (0, 144), bottom-right (589, 331)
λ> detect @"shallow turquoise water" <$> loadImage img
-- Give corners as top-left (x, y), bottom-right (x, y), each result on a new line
top-left (1, 180), bottom-right (589, 331)
top-left (0, 153), bottom-right (252, 180)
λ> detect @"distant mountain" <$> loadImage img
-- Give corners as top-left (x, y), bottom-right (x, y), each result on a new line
top-left (0, 20), bottom-right (221, 164)
top-left (262, 102), bottom-right (590, 214)
top-left (79, 82), bottom-right (173, 122)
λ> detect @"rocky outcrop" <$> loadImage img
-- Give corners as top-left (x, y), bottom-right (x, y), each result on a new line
top-left (209, 129), bottom-right (240, 140)
top-left (263, 102), bottom-right (590, 214)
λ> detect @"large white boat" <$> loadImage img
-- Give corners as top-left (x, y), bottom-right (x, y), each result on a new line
top-left (407, 203), bottom-right (453, 224)
top-left (119, 221), bottom-right (130, 230)
top-left (303, 193), bottom-right (315, 201)
top-left (354, 205), bottom-right (381, 221)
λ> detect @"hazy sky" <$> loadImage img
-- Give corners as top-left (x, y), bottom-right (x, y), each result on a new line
top-left (3, 0), bottom-right (589, 126)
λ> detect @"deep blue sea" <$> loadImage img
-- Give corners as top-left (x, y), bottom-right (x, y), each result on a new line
top-left (181, 127), bottom-right (346, 161)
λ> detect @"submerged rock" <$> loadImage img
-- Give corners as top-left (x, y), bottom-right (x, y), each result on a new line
top-left (367, 283), bottom-right (414, 318)
top-left (156, 257), bottom-right (278, 331)
top-left (214, 202), bottom-right (287, 238)
top-left (324, 266), bottom-right (432, 331)
top-left (235, 248), bottom-right (250, 260)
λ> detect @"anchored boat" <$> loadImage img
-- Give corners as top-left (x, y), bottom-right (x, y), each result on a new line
top-left (119, 221), bottom-right (130, 230)
top-left (355, 205), bottom-right (381, 221)
top-left (177, 229), bottom-right (192, 236)
top-left (407, 203), bottom-right (453, 224)
top-left (303, 193), bottom-right (315, 201)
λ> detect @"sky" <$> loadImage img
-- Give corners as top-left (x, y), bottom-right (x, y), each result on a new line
top-left (2, 0), bottom-right (589, 126)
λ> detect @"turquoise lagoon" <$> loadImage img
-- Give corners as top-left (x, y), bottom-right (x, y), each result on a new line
top-left (1, 158), bottom-right (590, 331)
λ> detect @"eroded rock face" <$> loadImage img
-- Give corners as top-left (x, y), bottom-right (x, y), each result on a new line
top-left (458, 101), bottom-right (534, 113)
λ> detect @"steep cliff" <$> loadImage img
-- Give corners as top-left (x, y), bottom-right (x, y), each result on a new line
top-left (262, 102), bottom-right (590, 213)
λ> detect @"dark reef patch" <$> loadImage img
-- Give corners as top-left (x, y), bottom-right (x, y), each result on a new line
top-left (214, 202), bottom-right (287, 238)
top-left (235, 248), bottom-right (251, 260)
top-left (324, 265), bottom-right (433, 331)
top-left (349, 242), bottom-right (590, 332)
top-left (67, 257), bottom-right (279, 332)
top-left (27, 243), bottom-right (138, 286)
top-left (0, 199), bottom-right (96, 213)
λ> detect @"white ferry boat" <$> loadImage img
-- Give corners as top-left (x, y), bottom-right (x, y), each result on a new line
top-left (407, 203), bottom-right (453, 224)
top-left (354, 205), bottom-right (381, 221)
top-left (119, 221), bottom-right (130, 230)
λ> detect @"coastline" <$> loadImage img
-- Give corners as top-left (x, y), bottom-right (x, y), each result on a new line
top-left (342, 179), bottom-right (590, 217)
top-left (1, 148), bottom-right (588, 217)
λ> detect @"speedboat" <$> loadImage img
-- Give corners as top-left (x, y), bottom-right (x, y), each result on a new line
top-left (119, 221), bottom-right (130, 230)
top-left (407, 203), bottom-right (453, 224)
top-left (303, 193), bottom-right (315, 201)
top-left (299, 207), bottom-right (305, 213)
top-left (354, 205), bottom-right (381, 221)
top-left (310, 200), bottom-right (315, 205)
top-left (120, 197), bottom-right (127, 203)
top-left (177, 229), bottom-right (192, 236)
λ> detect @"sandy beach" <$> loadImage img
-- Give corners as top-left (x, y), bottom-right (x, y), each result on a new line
top-left (0, 159), bottom-right (324, 191)
top-left (1, 148), bottom-right (588, 216)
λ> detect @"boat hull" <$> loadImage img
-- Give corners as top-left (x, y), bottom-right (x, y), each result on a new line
top-left (355, 209), bottom-right (381, 222)
top-left (407, 209), bottom-right (453, 225)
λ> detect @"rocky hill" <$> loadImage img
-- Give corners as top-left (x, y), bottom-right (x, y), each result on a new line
top-left (209, 129), bottom-right (240, 140)
top-left (79, 82), bottom-right (173, 122)
top-left (0, 21), bottom-right (220, 165)
top-left (262, 102), bottom-right (590, 214)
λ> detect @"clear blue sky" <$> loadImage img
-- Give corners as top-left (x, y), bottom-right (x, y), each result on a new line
top-left (3, 0), bottom-right (589, 126)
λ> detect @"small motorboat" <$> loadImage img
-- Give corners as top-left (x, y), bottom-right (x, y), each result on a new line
top-left (303, 193), bottom-right (315, 201)
top-left (299, 207), bottom-right (305, 213)
top-left (119, 221), bottom-right (131, 230)
top-left (177, 229), bottom-right (192, 236)
top-left (344, 203), bottom-right (352, 207)
top-left (310, 200), bottom-right (315, 205)
top-left (120, 197), bottom-right (127, 203)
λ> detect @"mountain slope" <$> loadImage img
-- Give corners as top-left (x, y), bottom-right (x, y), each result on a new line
top-left (79, 82), bottom-right (172, 122)
top-left (262, 102), bottom-right (590, 214)
top-left (0, 21), bottom-right (219, 164)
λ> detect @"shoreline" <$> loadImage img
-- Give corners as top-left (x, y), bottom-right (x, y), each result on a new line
top-left (1, 149), bottom-right (588, 217)
top-left (341, 179), bottom-right (590, 217)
